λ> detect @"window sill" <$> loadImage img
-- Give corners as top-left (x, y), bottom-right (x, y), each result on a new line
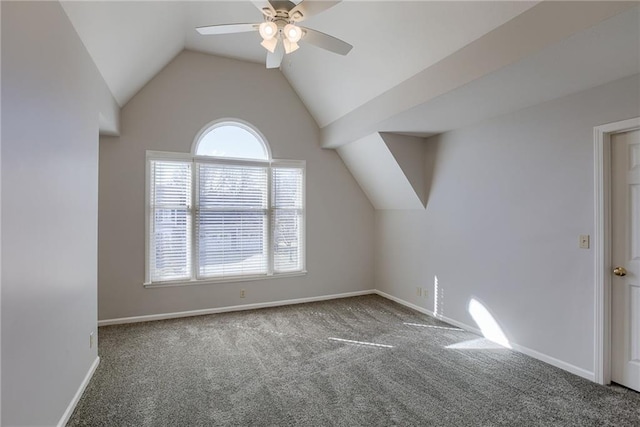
top-left (143, 271), bottom-right (307, 289)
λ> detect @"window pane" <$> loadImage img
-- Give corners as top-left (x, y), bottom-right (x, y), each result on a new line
top-left (151, 161), bottom-right (191, 207)
top-left (199, 164), bottom-right (267, 209)
top-left (272, 166), bottom-right (304, 273)
top-left (273, 209), bottom-right (302, 272)
top-left (198, 210), bottom-right (267, 277)
top-left (150, 160), bottom-right (192, 282)
top-left (151, 208), bottom-right (191, 281)
top-left (272, 168), bottom-right (303, 209)
top-left (197, 163), bottom-right (269, 278)
top-left (195, 124), bottom-right (268, 160)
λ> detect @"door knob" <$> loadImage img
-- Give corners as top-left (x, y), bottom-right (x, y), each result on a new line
top-left (613, 266), bottom-right (627, 277)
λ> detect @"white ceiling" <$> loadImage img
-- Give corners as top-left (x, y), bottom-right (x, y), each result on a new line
top-left (278, 1), bottom-right (537, 127)
top-left (378, 5), bottom-right (640, 136)
top-left (61, 1), bottom-right (186, 107)
top-left (319, 1), bottom-right (639, 148)
top-left (61, 1), bottom-right (537, 126)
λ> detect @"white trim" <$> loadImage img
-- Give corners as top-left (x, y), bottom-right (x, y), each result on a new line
top-left (374, 290), bottom-right (484, 335)
top-left (267, 159), bottom-right (274, 275)
top-left (143, 270), bottom-right (307, 288)
top-left (146, 150), bottom-right (192, 161)
top-left (57, 356), bottom-right (100, 427)
top-left (594, 117), bottom-right (640, 135)
top-left (594, 125), bottom-right (612, 385)
top-left (271, 159), bottom-right (307, 168)
top-left (509, 342), bottom-right (595, 381)
top-left (98, 290), bottom-right (375, 326)
top-left (373, 290), bottom-right (595, 381)
top-left (593, 117), bottom-right (640, 385)
top-left (145, 153), bottom-right (150, 284)
top-left (193, 156), bottom-right (270, 168)
top-left (191, 155), bottom-right (198, 281)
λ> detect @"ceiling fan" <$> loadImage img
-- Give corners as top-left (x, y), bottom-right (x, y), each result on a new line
top-left (196, 0), bottom-right (353, 69)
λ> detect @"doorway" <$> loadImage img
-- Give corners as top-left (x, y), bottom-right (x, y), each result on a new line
top-left (594, 117), bottom-right (640, 391)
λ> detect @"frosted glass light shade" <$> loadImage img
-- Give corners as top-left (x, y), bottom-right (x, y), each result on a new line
top-left (283, 39), bottom-right (299, 54)
top-left (261, 37), bottom-right (278, 53)
top-left (259, 22), bottom-right (277, 40)
top-left (284, 24), bottom-right (302, 43)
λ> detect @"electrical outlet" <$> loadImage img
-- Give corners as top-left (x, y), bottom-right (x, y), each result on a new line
top-left (89, 332), bottom-right (94, 349)
top-left (416, 287), bottom-right (422, 297)
top-left (423, 289), bottom-right (428, 299)
top-left (240, 289), bottom-right (246, 298)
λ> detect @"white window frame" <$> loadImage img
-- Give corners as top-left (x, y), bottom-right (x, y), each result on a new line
top-left (144, 124), bottom-right (306, 288)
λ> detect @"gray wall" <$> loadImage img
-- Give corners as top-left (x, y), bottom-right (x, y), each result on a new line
top-left (375, 74), bottom-right (640, 376)
top-left (1, 1), bottom-right (116, 425)
top-left (98, 50), bottom-right (375, 320)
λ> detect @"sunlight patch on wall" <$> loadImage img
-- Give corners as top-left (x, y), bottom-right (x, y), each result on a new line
top-left (467, 298), bottom-right (511, 349)
top-left (434, 275), bottom-right (440, 316)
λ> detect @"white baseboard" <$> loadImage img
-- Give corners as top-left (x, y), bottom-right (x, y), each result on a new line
top-left (58, 356), bottom-right (100, 427)
top-left (98, 290), bottom-right (376, 326)
top-left (373, 290), bottom-right (595, 382)
top-left (508, 342), bottom-right (595, 381)
top-left (373, 290), bottom-right (482, 334)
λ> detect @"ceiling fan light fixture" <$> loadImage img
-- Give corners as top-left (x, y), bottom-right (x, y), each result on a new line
top-left (196, 0), bottom-right (351, 69)
top-left (283, 38), bottom-right (299, 54)
top-left (261, 37), bottom-right (278, 53)
top-left (284, 24), bottom-right (302, 43)
top-left (259, 21), bottom-right (277, 40)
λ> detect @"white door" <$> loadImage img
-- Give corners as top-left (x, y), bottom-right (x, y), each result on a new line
top-left (611, 129), bottom-right (640, 392)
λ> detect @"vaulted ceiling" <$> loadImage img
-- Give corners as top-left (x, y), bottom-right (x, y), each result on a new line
top-left (61, 1), bottom-right (639, 147)
top-left (62, 1), bottom-right (639, 210)
top-left (61, 1), bottom-right (538, 127)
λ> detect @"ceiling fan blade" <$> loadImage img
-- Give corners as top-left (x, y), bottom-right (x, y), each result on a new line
top-left (300, 27), bottom-right (352, 55)
top-left (196, 23), bottom-right (259, 36)
top-left (266, 42), bottom-right (285, 69)
top-left (251, 0), bottom-right (276, 17)
top-left (290, 1), bottom-right (341, 22)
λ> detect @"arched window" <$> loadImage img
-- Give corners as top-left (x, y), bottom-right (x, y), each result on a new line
top-left (193, 120), bottom-right (270, 161)
top-left (146, 119), bottom-right (305, 286)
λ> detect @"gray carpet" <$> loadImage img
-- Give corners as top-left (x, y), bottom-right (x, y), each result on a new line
top-left (68, 295), bottom-right (640, 426)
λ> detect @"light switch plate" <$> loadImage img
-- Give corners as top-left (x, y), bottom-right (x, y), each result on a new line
top-left (579, 235), bottom-right (590, 249)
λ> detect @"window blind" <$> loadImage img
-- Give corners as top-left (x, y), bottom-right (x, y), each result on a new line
top-left (147, 153), bottom-right (305, 284)
top-left (272, 166), bottom-right (304, 273)
top-left (149, 160), bottom-right (192, 282)
top-left (196, 163), bottom-right (269, 278)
